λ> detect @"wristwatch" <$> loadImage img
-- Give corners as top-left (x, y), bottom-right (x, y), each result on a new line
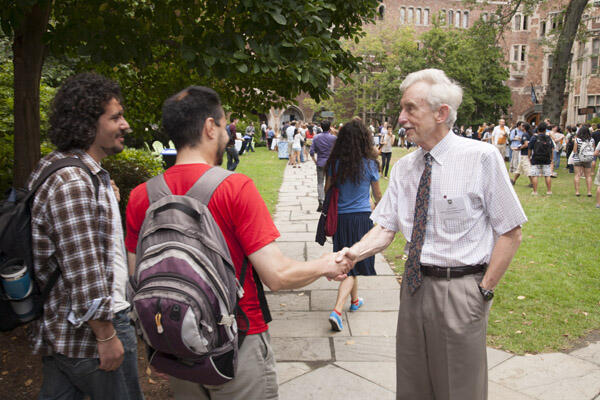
top-left (478, 284), bottom-right (494, 301)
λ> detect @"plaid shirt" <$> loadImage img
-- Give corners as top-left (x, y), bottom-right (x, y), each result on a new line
top-left (28, 150), bottom-right (115, 358)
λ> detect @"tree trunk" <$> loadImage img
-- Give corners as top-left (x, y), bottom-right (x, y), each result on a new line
top-left (12, 2), bottom-right (51, 189)
top-left (542, 0), bottom-right (588, 124)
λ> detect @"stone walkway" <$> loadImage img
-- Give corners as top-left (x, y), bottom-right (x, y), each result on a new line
top-left (267, 161), bottom-right (600, 400)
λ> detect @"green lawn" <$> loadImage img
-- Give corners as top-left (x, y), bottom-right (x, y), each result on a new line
top-left (229, 146), bottom-right (286, 214)
top-left (239, 145), bottom-right (599, 354)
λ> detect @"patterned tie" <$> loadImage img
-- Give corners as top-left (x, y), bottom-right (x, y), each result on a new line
top-left (405, 153), bottom-right (432, 294)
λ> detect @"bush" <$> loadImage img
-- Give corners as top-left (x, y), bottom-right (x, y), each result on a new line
top-left (103, 147), bottom-right (164, 222)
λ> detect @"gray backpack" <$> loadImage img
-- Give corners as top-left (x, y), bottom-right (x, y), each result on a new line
top-left (131, 167), bottom-right (248, 385)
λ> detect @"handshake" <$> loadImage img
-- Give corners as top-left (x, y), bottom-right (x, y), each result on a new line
top-left (320, 247), bottom-right (359, 282)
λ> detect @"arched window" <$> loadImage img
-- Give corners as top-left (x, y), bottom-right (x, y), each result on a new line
top-left (448, 10), bottom-right (454, 26)
top-left (416, 8), bottom-right (422, 25)
top-left (455, 11), bottom-right (461, 27)
top-left (463, 11), bottom-right (469, 28)
top-left (377, 4), bottom-right (385, 20)
top-left (400, 7), bottom-right (406, 24)
top-left (408, 7), bottom-right (414, 24)
top-left (424, 9), bottom-right (430, 26)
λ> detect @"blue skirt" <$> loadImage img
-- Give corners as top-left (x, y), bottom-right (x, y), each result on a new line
top-left (333, 212), bottom-right (376, 276)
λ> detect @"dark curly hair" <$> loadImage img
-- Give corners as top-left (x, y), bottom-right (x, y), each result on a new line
top-left (48, 73), bottom-right (123, 151)
top-left (326, 118), bottom-right (378, 185)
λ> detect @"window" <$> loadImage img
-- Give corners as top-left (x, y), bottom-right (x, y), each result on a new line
top-left (482, 12), bottom-right (488, 22)
top-left (424, 9), bottom-right (430, 26)
top-left (463, 11), bottom-right (469, 28)
top-left (440, 10), bottom-right (446, 24)
top-left (574, 96), bottom-right (580, 106)
top-left (592, 38), bottom-right (600, 74)
top-left (400, 7), bottom-right (406, 24)
top-left (455, 11), bottom-right (461, 27)
top-left (514, 14), bottom-right (529, 31)
top-left (547, 55), bottom-right (553, 83)
top-left (550, 12), bottom-right (561, 30)
top-left (377, 4), bottom-right (385, 20)
top-left (408, 7), bottom-right (414, 24)
top-left (416, 8), bottom-right (422, 25)
top-left (448, 10), bottom-right (454, 26)
top-left (513, 45), bottom-right (527, 62)
top-left (540, 21), bottom-right (546, 36)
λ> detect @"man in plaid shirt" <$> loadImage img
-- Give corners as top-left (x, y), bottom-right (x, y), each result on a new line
top-left (28, 73), bottom-right (143, 399)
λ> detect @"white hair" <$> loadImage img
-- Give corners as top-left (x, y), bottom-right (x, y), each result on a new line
top-left (400, 69), bottom-right (463, 129)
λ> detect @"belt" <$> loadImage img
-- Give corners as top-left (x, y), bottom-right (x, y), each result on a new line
top-left (420, 264), bottom-right (487, 280)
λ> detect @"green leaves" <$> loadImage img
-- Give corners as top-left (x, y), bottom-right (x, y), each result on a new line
top-left (269, 10), bottom-right (287, 25)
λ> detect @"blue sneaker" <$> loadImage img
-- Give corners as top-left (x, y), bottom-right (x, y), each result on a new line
top-left (328, 311), bottom-right (343, 331)
top-left (349, 297), bottom-right (364, 312)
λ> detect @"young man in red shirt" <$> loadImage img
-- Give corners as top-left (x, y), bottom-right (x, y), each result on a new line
top-left (125, 86), bottom-right (351, 399)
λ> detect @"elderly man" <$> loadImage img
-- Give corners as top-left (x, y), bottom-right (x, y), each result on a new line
top-left (338, 69), bottom-right (527, 400)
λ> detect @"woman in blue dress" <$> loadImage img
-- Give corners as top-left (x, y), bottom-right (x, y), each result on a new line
top-left (325, 118), bottom-right (382, 331)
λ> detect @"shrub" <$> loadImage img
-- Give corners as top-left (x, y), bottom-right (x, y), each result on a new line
top-left (103, 147), bottom-right (164, 222)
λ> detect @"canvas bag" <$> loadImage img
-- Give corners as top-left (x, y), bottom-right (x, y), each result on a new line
top-left (131, 167), bottom-right (247, 385)
top-left (0, 158), bottom-right (98, 332)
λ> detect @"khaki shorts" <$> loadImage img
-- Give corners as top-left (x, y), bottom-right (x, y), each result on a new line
top-left (516, 155), bottom-right (531, 176)
top-left (529, 164), bottom-right (552, 177)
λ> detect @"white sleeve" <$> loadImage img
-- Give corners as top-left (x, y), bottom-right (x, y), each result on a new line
top-left (370, 163), bottom-right (400, 232)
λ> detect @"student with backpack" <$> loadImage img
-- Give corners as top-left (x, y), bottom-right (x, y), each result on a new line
top-left (125, 86), bottom-right (352, 399)
top-left (572, 125), bottom-right (595, 197)
top-left (20, 73), bottom-right (144, 399)
top-left (528, 121), bottom-right (554, 196)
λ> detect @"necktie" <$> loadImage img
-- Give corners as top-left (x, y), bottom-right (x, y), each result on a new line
top-left (405, 153), bottom-right (432, 294)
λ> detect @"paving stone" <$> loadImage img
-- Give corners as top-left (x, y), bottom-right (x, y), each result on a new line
top-left (272, 337), bottom-right (332, 361)
top-left (335, 361), bottom-right (396, 392)
top-left (277, 232), bottom-right (317, 242)
top-left (276, 223), bottom-right (308, 233)
top-left (269, 311), bottom-right (350, 338)
top-left (488, 381), bottom-right (537, 400)
top-left (276, 205), bottom-right (303, 212)
top-left (278, 365), bottom-right (395, 400)
top-left (488, 353), bottom-right (600, 400)
top-left (310, 289), bottom-right (399, 312)
top-left (334, 336), bottom-right (396, 362)
top-left (290, 212), bottom-right (320, 221)
top-left (296, 276), bottom-right (400, 291)
top-left (346, 311), bottom-right (398, 337)
top-left (571, 342), bottom-right (600, 366)
top-left (276, 242), bottom-right (305, 261)
top-left (276, 362), bottom-right (312, 385)
top-left (306, 241), bottom-right (333, 259)
top-left (266, 292), bottom-right (310, 311)
top-left (374, 257), bottom-right (396, 275)
top-left (487, 347), bottom-right (514, 369)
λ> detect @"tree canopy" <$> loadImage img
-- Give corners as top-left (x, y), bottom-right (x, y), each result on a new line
top-left (307, 19), bottom-right (511, 128)
top-left (1, 0), bottom-right (379, 187)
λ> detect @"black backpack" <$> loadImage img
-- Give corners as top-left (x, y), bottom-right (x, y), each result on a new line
top-left (0, 158), bottom-right (98, 331)
top-left (532, 134), bottom-right (553, 164)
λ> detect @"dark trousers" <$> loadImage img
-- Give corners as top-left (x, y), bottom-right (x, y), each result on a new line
top-left (38, 310), bottom-right (144, 400)
top-left (267, 138), bottom-right (273, 150)
top-left (381, 152), bottom-right (392, 177)
top-left (239, 138), bottom-right (254, 155)
top-left (226, 147), bottom-right (239, 171)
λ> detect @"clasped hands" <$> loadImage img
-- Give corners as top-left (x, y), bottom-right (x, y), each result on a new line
top-left (320, 247), bottom-right (358, 281)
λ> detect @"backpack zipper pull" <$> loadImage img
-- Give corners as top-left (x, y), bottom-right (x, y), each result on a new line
top-left (155, 312), bottom-right (164, 334)
top-left (155, 298), bottom-right (164, 334)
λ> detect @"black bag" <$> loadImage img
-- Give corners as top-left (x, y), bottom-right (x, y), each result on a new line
top-left (0, 158), bottom-right (98, 331)
top-left (531, 134), bottom-right (553, 164)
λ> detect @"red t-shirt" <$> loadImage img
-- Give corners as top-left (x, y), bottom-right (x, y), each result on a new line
top-left (125, 163), bottom-right (279, 335)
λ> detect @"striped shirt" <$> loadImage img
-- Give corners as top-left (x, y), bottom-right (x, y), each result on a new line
top-left (28, 150), bottom-right (116, 358)
top-left (371, 132), bottom-right (527, 267)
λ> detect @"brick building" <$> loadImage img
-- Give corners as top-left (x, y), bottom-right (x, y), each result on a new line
top-left (270, 0), bottom-right (598, 131)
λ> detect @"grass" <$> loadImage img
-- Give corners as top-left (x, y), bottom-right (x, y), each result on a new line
top-left (227, 146), bottom-right (286, 214)
top-left (380, 146), bottom-right (600, 354)
top-left (239, 145), bottom-right (599, 354)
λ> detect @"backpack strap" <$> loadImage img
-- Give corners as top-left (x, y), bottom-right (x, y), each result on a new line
top-left (185, 167), bottom-right (234, 205)
top-left (146, 174), bottom-right (172, 204)
top-left (27, 157), bottom-right (99, 202)
top-left (28, 157), bottom-right (99, 302)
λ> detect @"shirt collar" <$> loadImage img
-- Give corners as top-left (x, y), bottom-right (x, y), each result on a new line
top-left (69, 149), bottom-right (103, 176)
top-left (426, 130), bottom-right (457, 166)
